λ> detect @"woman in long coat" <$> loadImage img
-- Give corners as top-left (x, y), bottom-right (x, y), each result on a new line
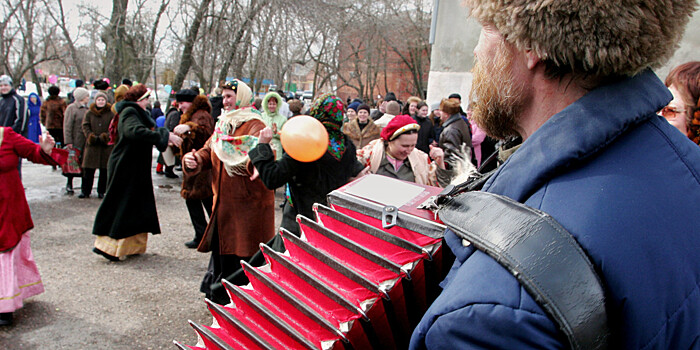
top-left (80, 91), bottom-right (114, 198)
top-left (173, 94), bottom-right (215, 248)
top-left (182, 80), bottom-right (275, 304)
top-left (0, 127), bottom-right (65, 325)
top-left (92, 84), bottom-right (182, 261)
top-left (63, 87), bottom-right (89, 194)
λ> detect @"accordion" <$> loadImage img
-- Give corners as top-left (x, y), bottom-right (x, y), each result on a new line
top-left (176, 175), bottom-right (453, 350)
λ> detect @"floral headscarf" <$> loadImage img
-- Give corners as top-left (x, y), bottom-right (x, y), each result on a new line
top-left (309, 93), bottom-right (346, 161)
top-left (212, 80), bottom-right (263, 177)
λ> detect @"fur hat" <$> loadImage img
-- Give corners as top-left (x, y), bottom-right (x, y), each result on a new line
top-left (175, 89), bottom-right (198, 103)
top-left (465, 0), bottom-right (697, 77)
top-left (381, 115), bottom-right (420, 141)
top-left (48, 86), bottom-right (60, 96)
top-left (73, 87), bottom-right (89, 102)
top-left (93, 80), bottom-right (109, 90)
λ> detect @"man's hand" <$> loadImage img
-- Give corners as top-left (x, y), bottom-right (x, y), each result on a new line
top-left (258, 127), bottom-right (273, 144)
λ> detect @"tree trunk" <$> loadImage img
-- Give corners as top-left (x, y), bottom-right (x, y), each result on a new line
top-left (102, 0), bottom-right (129, 84)
top-left (171, 0), bottom-right (212, 92)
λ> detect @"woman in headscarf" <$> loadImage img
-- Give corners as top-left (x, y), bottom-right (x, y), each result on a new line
top-left (250, 93), bottom-right (366, 236)
top-left (26, 93), bottom-right (41, 143)
top-left (260, 91), bottom-right (287, 160)
top-left (182, 80), bottom-right (275, 304)
top-left (91, 84), bottom-right (182, 261)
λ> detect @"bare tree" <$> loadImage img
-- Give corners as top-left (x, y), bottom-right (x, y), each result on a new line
top-left (102, 0), bottom-right (128, 84)
top-left (171, 0), bottom-right (212, 92)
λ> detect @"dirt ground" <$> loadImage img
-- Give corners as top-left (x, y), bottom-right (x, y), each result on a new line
top-left (0, 154), bottom-right (284, 349)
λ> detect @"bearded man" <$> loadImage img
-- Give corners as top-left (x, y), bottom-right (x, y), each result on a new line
top-left (411, 0), bottom-right (700, 349)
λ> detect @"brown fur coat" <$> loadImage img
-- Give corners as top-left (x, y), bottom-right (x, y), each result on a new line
top-left (179, 95), bottom-right (215, 200)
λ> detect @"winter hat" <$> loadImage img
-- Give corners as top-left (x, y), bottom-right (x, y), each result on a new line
top-left (75, 79), bottom-right (84, 87)
top-left (384, 92), bottom-right (397, 102)
top-left (386, 101), bottom-right (401, 115)
top-left (122, 78), bottom-right (133, 86)
top-left (465, 0), bottom-right (697, 77)
top-left (94, 91), bottom-right (108, 102)
top-left (348, 101), bottom-right (361, 112)
top-left (175, 89), bottom-right (198, 103)
top-left (73, 87), bottom-right (89, 102)
top-left (448, 93), bottom-right (461, 101)
top-left (114, 84), bottom-right (129, 102)
top-left (0, 75), bottom-right (12, 86)
top-left (381, 115), bottom-right (420, 141)
top-left (357, 103), bottom-right (370, 114)
top-left (93, 80), bottom-right (109, 90)
top-left (48, 85), bottom-right (60, 96)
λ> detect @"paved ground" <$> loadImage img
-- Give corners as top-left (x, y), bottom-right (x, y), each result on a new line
top-left (0, 153), bottom-right (284, 349)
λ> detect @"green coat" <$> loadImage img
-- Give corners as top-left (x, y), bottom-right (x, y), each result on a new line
top-left (261, 92), bottom-right (287, 160)
top-left (92, 101), bottom-right (169, 239)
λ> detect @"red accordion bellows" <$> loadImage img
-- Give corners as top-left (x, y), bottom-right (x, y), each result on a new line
top-left (176, 175), bottom-right (452, 350)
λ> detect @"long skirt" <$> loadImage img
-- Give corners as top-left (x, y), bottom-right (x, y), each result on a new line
top-left (0, 233), bottom-right (44, 313)
top-left (94, 233), bottom-right (148, 258)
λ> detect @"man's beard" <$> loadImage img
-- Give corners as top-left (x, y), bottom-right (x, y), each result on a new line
top-left (469, 45), bottom-right (525, 140)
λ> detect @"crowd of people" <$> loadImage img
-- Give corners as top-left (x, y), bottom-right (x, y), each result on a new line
top-left (0, 15), bottom-right (699, 344)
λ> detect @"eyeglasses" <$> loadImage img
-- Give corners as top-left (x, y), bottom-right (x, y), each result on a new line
top-left (660, 106), bottom-right (686, 119)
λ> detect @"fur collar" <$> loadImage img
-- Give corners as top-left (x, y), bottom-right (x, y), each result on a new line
top-left (90, 102), bottom-right (113, 115)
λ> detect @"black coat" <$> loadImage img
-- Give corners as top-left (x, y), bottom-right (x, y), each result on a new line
top-left (249, 136), bottom-right (365, 235)
top-left (414, 115), bottom-right (436, 154)
top-left (92, 101), bottom-right (169, 239)
top-left (437, 114), bottom-right (472, 187)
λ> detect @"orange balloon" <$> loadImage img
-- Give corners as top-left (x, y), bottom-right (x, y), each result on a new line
top-left (280, 115), bottom-right (329, 162)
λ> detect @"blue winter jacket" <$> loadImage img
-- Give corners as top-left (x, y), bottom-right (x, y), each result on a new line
top-left (410, 70), bottom-right (700, 349)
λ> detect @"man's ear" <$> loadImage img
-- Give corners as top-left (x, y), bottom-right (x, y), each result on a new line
top-left (525, 50), bottom-right (541, 70)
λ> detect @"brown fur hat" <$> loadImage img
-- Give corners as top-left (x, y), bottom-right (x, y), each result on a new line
top-left (465, 0), bottom-right (697, 77)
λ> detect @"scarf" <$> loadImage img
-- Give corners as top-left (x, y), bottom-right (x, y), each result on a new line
top-left (211, 80), bottom-right (263, 177)
top-left (309, 93), bottom-right (346, 161)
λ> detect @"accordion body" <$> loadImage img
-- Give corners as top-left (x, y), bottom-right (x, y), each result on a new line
top-left (176, 175), bottom-right (454, 350)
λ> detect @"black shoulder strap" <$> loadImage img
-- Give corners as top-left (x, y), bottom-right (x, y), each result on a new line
top-left (439, 191), bottom-right (610, 350)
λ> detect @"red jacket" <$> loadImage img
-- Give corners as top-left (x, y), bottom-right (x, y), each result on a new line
top-left (0, 127), bottom-right (65, 251)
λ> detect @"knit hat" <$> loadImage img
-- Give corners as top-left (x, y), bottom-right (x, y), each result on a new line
top-left (309, 93), bottom-right (346, 161)
top-left (384, 92), bottom-right (397, 102)
top-left (73, 87), bottom-right (89, 102)
top-left (48, 86), bottom-right (60, 96)
top-left (175, 89), bottom-right (198, 103)
top-left (448, 93), bottom-right (461, 100)
top-left (93, 80), bottom-right (109, 90)
top-left (465, 0), bottom-right (697, 77)
top-left (381, 115), bottom-right (420, 141)
top-left (357, 103), bottom-right (370, 114)
top-left (347, 101), bottom-right (361, 112)
top-left (75, 79), bottom-right (84, 87)
top-left (114, 84), bottom-right (129, 102)
top-left (122, 78), bottom-right (133, 86)
top-left (0, 75), bottom-right (12, 86)
top-left (94, 91), bottom-right (108, 102)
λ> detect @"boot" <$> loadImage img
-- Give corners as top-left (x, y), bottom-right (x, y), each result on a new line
top-left (0, 312), bottom-right (13, 326)
top-left (164, 166), bottom-right (178, 179)
top-left (65, 181), bottom-right (74, 195)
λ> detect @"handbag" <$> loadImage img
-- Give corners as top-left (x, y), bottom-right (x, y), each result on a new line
top-left (61, 145), bottom-right (82, 175)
